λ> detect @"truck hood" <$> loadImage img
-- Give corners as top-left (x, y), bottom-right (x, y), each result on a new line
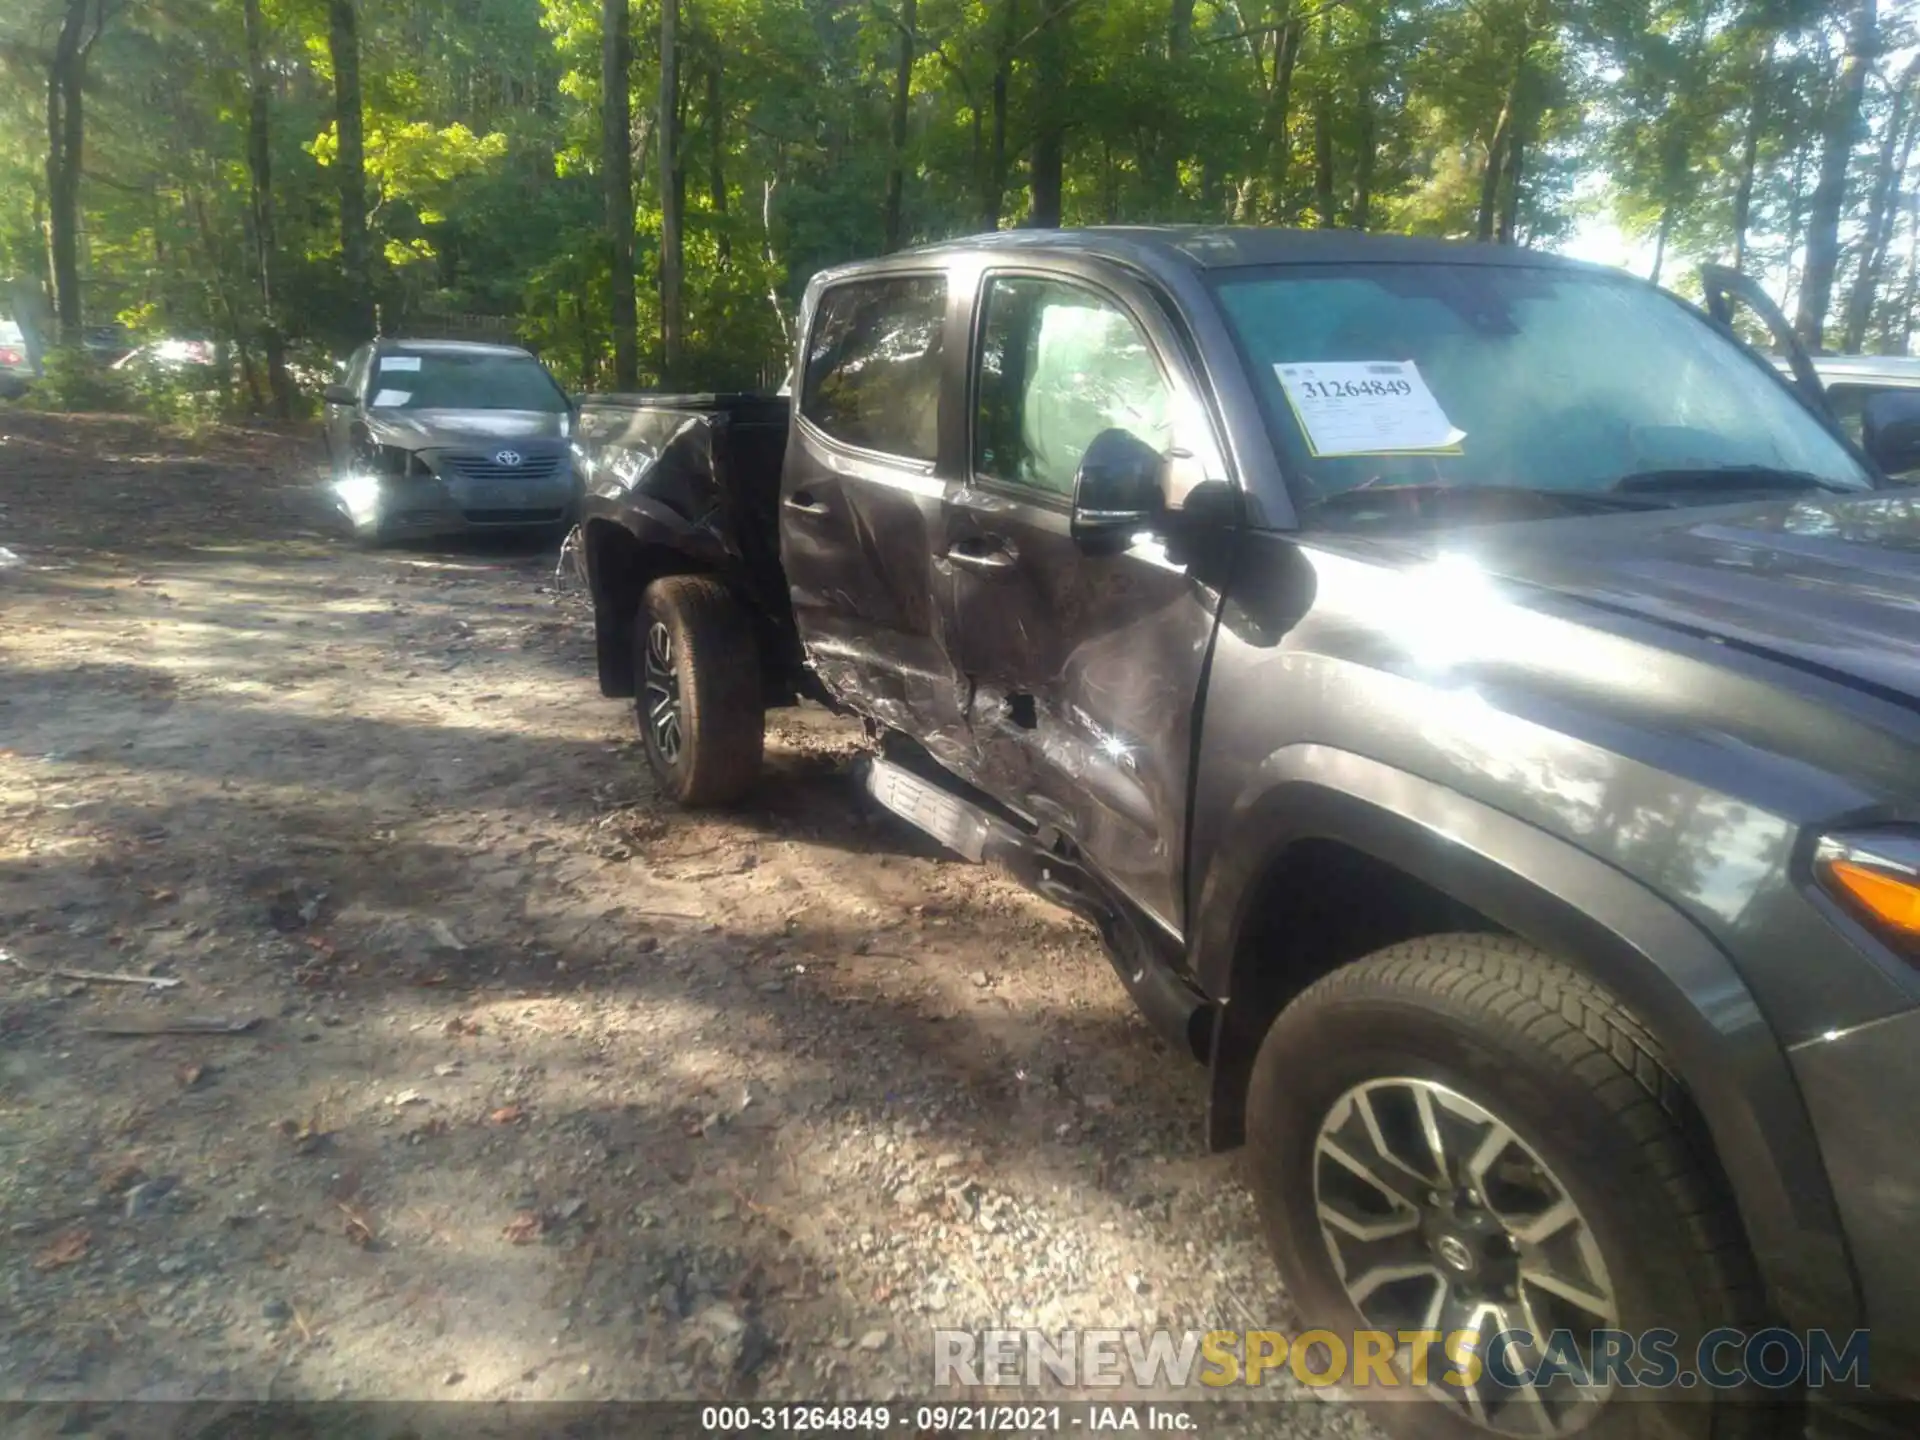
top-left (363, 408), bottom-right (568, 450)
top-left (1450, 490), bottom-right (1920, 708)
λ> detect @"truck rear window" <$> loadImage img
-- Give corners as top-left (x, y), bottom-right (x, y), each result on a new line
top-left (801, 276), bottom-right (946, 461)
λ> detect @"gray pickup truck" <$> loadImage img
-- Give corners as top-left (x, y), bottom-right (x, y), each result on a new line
top-left (573, 229), bottom-right (1920, 1437)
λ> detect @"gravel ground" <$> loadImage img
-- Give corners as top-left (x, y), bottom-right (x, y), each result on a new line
top-left (0, 411), bottom-right (1384, 1438)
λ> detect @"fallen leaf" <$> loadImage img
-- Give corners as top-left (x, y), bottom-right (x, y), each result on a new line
top-left (502, 1211), bottom-right (543, 1245)
top-left (444, 1016), bottom-right (483, 1037)
top-left (176, 1063), bottom-right (206, 1089)
top-left (339, 1203), bottom-right (376, 1248)
top-left (276, 1116), bottom-right (330, 1154)
top-left (100, 1160), bottom-right (145, 1196)
top-left (488, 1105), bottom-right (525, 1126)
top-left (33, 1229), bottom-right (91, 1270)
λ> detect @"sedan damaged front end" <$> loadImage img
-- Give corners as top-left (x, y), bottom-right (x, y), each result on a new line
top-left (331, 435), bottom-right (580, 542)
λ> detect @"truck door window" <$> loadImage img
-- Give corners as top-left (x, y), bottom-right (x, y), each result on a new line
top-left (1822, 384), bottom-right (1872, 447)
top-left (800, 275), bottom-right (946, 461)
top-left (974, 276), bottom-right (1174, 499)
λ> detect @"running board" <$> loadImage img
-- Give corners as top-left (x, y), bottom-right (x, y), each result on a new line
top-left (860, 755), bottom-right (1212, 1061)
top-left (865, 754), bottom-right (993, 862)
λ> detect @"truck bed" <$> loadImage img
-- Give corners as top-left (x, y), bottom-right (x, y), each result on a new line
top-left (573, 391), bottom-right (799, 700)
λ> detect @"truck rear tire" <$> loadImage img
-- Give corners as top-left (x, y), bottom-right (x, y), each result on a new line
top-left (1244, 934), bottom-right (1788, 1439)
top-left (635, 575), bottom-right (764, 807)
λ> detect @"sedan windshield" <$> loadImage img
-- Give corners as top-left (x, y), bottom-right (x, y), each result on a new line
top-left (368, 350), bottom-right (566, 412)
top-left (1211, 263), bottom-right (1873, 526)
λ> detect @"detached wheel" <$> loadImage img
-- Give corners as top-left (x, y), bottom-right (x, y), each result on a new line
top-left (635, 575), bottom-right (764, 806)
top-left (1246, 935), bottom-right (1784, 1440)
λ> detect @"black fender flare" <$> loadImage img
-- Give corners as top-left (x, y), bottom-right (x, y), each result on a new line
top-left (1193, 743), bottom-right (1858, 1334)
top-left (580, 502), bottom-right (733, 698)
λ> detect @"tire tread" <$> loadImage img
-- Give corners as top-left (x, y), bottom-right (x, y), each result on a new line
top-left (639, 575), bottom-right (764, 806)
top-left (1263, 934), bottom-right (1785, 1439)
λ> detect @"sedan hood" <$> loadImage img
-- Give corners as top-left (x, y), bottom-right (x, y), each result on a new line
top-left (363, 408), bottom-right (567, 449)
top-left (1453, 490), bottom-right (1920, 707)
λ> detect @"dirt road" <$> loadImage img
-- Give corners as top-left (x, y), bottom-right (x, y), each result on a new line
top-left (0, 412), bottom-right (1377, 1434)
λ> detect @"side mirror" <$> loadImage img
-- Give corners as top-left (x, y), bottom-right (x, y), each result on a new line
top-left (1862, 390), bottom-right (1920, 480)
top-left (1070, 428), bottom-right (1166, 546)
top-left (323, 383), bottom-right (355, 407)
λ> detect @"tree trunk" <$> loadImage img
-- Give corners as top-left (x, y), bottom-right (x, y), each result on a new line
top-left (1027, 0), bottom-right (1067, 227)
top-left (762, 175), bottom-right (792, 350)
top-left (191, 188), bottom-right (260, 412)
top-left (1842, 58), bottom-right (1918, 351)
top-left (707, 50), bottom-right (728, 263)
top-left (1477, 39), bottom-right (1529, 243)
top-left (1263, 7), bottom-right (1301, 220)
top-left (328, 0), bottom-right (372, 343)
top-left (1796, 0), bottom-right (1875, 348)
top-left (1496, 126), bottom-right (1525, 244)
top-left (1891, 191), bottom-right (1920, 354)
top-left (602, 0), bottom-right (637, 388)
top-left (1311, 6), bottom-right (1335, 227)
top-left (659, 0), bottom-right (683, 381)
top-left (1149, 0), bottom-right (1196, 212)
top-left (45, 0), bottom-right (89, 346)
top-left (1649, 203), bottom-right (1674, 287)
top-left (983, 0), bottom-right (1017, 229)
top-left (882, 0), bottom-right (915, 251)
top-left (1731, 45), bottom-right (1771, 274)
top-left (1350, 16), bottom-right (1379, 231)
top-left (241, 0), bottom-right (293, 418)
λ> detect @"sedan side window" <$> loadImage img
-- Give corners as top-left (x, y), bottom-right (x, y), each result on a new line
top-left (974, 276), bottom-right (1173, 499)
top-left (800, 275), bottom-right (946, 462)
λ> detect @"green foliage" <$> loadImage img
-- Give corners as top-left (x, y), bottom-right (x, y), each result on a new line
top-left (2, 0), bottom-right (1916, 421)
top-left (26, 349), bottom-right (136, 414)
top-left (125, 362), bottom-right (231, 431)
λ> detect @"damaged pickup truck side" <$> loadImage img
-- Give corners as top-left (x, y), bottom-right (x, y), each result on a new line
top-left (576, 229), bottom-right (1920, 1437)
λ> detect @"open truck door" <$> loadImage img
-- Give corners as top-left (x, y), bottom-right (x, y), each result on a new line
top-left (1697, 263), bottom-right (1833, 419)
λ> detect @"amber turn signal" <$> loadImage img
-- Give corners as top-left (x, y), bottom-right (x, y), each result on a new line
top-left (1825, 861), bottom-right (1920, 937)
top-left (1816, 833), bottom-right (1920, 956)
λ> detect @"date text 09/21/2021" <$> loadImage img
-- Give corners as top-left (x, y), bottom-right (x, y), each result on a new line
top-left (699, 1405), bottom-right (1195, 1432)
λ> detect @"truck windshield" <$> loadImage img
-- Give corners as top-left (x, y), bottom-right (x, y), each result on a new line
top-left (368, 351), bottom-right (567, 413)
top-left (1210, 263), bottom-right (1873, 524)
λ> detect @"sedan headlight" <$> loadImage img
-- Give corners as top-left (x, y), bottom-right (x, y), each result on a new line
top-left (333, 473), bottom-right (384, 515)
top-left (1814, 830), bottom-right (1920, 959)
top-left (361, 442), bottom-right (419, 477)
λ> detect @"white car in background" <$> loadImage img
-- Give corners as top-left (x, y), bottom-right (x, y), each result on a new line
top-left (0, 318), bottom-right (33, 398)
top-left (1769, 352), bottom-right (1920, 479)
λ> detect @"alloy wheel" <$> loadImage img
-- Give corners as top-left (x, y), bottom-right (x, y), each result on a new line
top-left (1313, 1077), bottom-right (1620, 1435)
top-left (642, 620), bottom-right (683, 765)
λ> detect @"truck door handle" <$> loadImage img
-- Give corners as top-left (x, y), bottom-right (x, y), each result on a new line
top-left (946, 536), bottom-right (1016, 573)
top-left (784, 491), bottom-right (829, 517)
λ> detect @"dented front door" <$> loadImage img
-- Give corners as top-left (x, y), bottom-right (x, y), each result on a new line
top-left (932, 262), bottom-right (1234, 935)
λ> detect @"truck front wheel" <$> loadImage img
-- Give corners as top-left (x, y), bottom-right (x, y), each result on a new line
top-left (1244, 935), bottom-right (1787, 1439)
top-left (634, 575), bottom-right (764, 807)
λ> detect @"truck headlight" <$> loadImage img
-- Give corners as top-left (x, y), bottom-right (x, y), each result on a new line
top-left (1814, 830), bottom-right (1920, 959)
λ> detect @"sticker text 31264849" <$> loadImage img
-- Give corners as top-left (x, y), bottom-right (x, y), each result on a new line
top-left (1274, 360), bottom-right (1466, 457)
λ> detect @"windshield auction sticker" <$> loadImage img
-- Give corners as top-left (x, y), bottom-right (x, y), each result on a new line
top-left (1274, 360), bottom-right (1466, 457)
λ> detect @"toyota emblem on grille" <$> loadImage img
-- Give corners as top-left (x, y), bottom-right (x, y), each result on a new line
top-left (494, 449), bottom-right (524, 467)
